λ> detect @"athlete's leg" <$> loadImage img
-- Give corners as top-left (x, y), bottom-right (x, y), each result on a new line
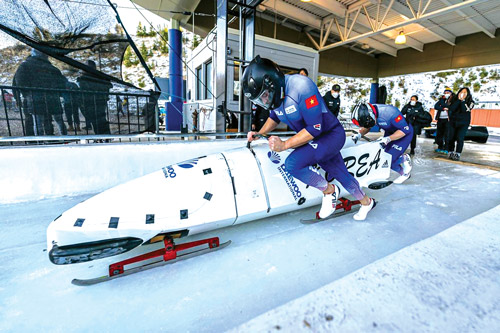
top-left (284, 143), bottom-right (329, 191)
top-left (385, 132), bottom-right (412, 174)
top-left (319, 153), bottom-right (365, 200)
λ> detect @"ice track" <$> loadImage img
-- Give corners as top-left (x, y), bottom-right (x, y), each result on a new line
top-left (1, 153), bottom-right (499, 332)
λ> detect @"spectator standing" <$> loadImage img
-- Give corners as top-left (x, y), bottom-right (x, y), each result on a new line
top-left (298, 68), bottom-right (309, 77)
top-left (142, 93), bottom-right (158, 133)
top-left (251, 102), bottom-right (269, 131)
top-left (77, 60), bottom-right (112, 134)
top-left (63, 81), bottom-right (82, 132)
top-left (447, 87), bottom-right (474, 161)
top-left (322, 84), bottom-right (341, 117)
top-left (116, 96), bottom-right (125, 116)
top-left (12, 49), bottom-right (67, 135)
top-left (401, 95), bottom-right (432, 155)
top-left (433, 87), bottom-right (453, 153)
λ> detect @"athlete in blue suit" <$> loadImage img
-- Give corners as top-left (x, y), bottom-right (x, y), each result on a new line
top-left (243, 56), bottom-right (375, 221)
top-left (351, 103), bottom-right (413, 184)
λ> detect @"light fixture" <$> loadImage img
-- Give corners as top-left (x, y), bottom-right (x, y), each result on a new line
top-left (361, 43), bottom-right (370, 50)
top-left (300, 0), bottom-right (312, 2)
top-left (395, 31), bottom-right (406, 44)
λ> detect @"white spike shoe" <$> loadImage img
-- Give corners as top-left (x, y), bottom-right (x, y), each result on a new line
top-left (318, 184), bottom-right (339, 219)
top-left (402, 153), bottom-right (412, 174)
top-left (353, 198), bottom-right (376, 221)
top-left (393, 173), bottom-right (411, 184)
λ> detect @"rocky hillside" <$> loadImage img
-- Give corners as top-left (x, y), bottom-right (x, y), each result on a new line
top-left (318, 64), bottom-right (500, 114)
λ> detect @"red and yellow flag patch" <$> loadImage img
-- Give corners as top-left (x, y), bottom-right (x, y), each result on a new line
top-left (395, 114), bottom-right (403, 123)
top-left (305, 95), bottom-right (319, 109)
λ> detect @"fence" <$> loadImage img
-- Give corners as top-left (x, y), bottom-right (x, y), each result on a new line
top-left (0, 85), bottom-right (158, 138)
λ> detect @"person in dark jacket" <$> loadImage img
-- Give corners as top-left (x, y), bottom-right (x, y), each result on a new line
top-left (401, 95), bottom-right (432, 155)
top-left (433, 87), bottom-right (453, 154)
top-left (322, 84), bottom-right (341, 117)
top-left (251, 102), bottom-right (269, 131)
top-left (77, 60), bottom-right (112, 134)
top-left (447, 87), bottom-right (474, 161)
top-left (63, 81), bottom-right (82, 132)
top-left (12, 49), bottom-right (67, 135)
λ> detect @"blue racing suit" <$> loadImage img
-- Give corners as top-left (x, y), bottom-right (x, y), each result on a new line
top-left (269, 74), bottom-right (365, 200)
top-left (372, 104), bottom-right (413, 174)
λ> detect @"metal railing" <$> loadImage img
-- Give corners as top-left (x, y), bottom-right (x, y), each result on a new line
top-left (1, 85), bottom-right (157, 138)
top-left (0, 131), bottom-right (297, 146)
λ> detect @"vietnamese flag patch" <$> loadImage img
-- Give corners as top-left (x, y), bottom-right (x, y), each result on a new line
top-left (305, 95), bottom-right (319, 109)
top-left (395, 114), bottom-right (403, 123)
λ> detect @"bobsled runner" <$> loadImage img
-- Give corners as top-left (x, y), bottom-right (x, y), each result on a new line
top-left (47, 135), bottom-right (393, 284)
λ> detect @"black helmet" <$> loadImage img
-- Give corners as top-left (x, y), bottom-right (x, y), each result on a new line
top-left (332, 84), bottom-right (341, 92)
top-left (351, 102), bottom-right (377, 128)
top-left (242, 55), bottom-right (285, 110)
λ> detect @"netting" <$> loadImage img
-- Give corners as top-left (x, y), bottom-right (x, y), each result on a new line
top-left (0, 0), bottom-right (160, 138)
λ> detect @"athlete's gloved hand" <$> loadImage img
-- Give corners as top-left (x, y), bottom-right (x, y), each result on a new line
top-left (247, 131), bottom-right (258, 142)
top-left (376, 136), bottom-right (391, 147)
top-left (351, 133), bottom-right (362, 144)
top-left (269, 136), bottom-right (286, 152)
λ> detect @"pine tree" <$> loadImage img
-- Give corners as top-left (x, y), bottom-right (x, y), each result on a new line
top-left (139, 42), bottom-right (149, 60)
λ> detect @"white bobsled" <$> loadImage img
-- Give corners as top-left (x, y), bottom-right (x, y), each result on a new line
top-left (47, 137), bottom-right (392, 266)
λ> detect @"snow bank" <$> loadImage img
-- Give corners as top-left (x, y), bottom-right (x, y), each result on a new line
top-left (232, 204), bottom-right (500, 332)
top-left (0, 139), bottom-right (244, 203)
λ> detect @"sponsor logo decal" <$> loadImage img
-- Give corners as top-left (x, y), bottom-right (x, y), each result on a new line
top-left (277, 164), bottom-right (302, 200)
top-left (305, 95), bottom-right (319, 109)
top-left (275, 110), bottom-right (283, 116)
top-left (285, 105), bottom-right (296, 114)
top-left (395, 115), bottom-right (403, 123)
top-left (313, 124), bottom-right (321, 130)
top-left (177, 158), bottom-right (199, 169)
top-left (382, 160), bottom-right (389, 168)
top-left (404, 126), bottom-right (409, 130)
top-left (393, 145), bottom-right (402, 151)
top-left (267, 151), bottom-right (281, 164)
top-left (162, 166), bottom-right (177, 178)
top-left (378, 121), bottom-right (388, 126)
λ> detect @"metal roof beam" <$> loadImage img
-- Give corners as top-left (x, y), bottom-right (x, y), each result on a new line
top-left (440, 0), bottom-right (496, 38)
top-left (310, 0), bottom-right (423, 52)
top-left (321, 0), bottom-right (488, 51)
top-left (385, 0), bottom-right (456, 45)
top-left (259, 0), bottom-right (398, 56)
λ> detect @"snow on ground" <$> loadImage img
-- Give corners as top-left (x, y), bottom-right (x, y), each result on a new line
top-left (233, 205), bottom-right (500, 332)
top-left (0, 137), bottom-right (499, 332)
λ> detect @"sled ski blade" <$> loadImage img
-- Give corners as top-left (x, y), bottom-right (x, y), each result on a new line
top-left (300, 209), bottom-right (355, 224)
top-left (368, 180), bottom-right (393, 190)
top-left (72, 239), bottom-right (231, 286)
top-left (300, 198), bottom-right (361, 224)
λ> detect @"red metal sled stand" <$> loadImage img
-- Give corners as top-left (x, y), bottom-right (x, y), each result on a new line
top-left (109, 237), bottom-right (220, 277)
top-left (315, 197), bottom-right (361, 219)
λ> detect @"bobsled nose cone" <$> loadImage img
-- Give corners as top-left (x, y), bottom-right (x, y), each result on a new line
top-left (49, 237), bottom-right (143, 265)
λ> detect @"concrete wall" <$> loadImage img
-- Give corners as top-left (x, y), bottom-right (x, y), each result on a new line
top-left (378, 29), bottom-right (500, 78)
top-left (0, 140), bottom-right (245, 204)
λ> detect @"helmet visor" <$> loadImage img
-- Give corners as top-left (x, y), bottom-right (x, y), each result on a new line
top-left (252, 87), bottom-right (275, 110)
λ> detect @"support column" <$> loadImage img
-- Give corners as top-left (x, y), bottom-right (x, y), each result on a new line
top-left (239, 2), bottom-right (255, 132)
top-left (166, 19), bottom-right (183, 131)
top-left (216, 0), bottom-right (228, 133)
top-left (369, 78), bottom-right (379, 104)
top-left (369, 78), bottom-right (380, 132)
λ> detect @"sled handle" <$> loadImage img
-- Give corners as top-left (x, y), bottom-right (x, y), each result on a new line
top-left (247, 133), bottom-right (269, 148)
